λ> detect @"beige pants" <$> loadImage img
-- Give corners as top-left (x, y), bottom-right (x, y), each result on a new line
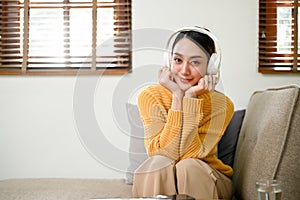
top-left (132, 155), bottom-right (232, 200)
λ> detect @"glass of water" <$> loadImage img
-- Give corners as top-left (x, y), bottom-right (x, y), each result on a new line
top-left (256, 180), bottom-right (282, 200)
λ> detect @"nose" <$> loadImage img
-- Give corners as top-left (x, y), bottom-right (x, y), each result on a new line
top-left (180, 60), bottom-right (190, 75)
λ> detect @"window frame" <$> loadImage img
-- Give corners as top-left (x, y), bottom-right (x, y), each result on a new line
top-left (0, 0), bottom-right (132, 75)
top-left (258, 0), bottom-right (300, 74)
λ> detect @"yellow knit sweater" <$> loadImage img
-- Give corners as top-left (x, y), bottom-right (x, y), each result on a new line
top-left (137, 84), bottom-right (234, 177)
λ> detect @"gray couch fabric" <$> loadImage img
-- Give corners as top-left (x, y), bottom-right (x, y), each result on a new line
top-left (232, 85), bottom-right (300, 200)
top-left (0, 179), bottom-right (132, 200)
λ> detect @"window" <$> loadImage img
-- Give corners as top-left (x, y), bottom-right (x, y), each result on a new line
top-left (259, 0), bottom-right (300, 73)
top-left (0, 0), bottom-right (131, 75)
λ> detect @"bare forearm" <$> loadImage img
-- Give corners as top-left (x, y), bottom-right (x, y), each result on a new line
top-left (171, 92), bottom-right (184, 110)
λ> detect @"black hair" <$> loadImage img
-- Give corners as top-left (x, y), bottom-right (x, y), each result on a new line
top-left (171, 30), bottom-right (216, 57)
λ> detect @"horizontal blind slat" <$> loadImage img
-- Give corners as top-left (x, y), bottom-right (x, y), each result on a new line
top-left (1, 0), bottom-right (131, 73)
top-left (258, 0), bottom-right (299, 73)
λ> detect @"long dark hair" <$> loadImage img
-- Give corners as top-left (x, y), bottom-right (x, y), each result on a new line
top-left (171, 30), bottom-right (215, 58)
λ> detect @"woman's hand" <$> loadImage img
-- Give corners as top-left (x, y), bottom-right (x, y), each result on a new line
top-left (159, 66), bottom-right (184, 110)
top-left (185, 74), bottom-right (218, 98)
top-left (158, 66), bottom-right (182, 95)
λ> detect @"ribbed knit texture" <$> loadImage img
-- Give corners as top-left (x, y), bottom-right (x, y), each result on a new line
top-left (138, 84), bottom-right (234, 177)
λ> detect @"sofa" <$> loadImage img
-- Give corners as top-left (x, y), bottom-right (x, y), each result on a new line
top-left (0, 85), bottom-right (299, 200)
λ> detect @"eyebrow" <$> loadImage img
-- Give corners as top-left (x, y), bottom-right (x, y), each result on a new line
top-left (173, 52), bottom-right (205, 59)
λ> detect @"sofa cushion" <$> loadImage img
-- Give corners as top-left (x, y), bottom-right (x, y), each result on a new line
top-left (232, 85), bottom-right (300, 200)
top-left (218, 109), bottom-right (246, 167)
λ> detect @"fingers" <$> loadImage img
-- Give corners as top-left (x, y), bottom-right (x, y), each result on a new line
top-left (212, 74), bottom-right (218, 85)
top-left (158, 66), bottom-right (168, 77)
top-left (158, 66), bottom-right (173, 84)
top-left (185, 74), bottom-right (218, 97)
top-left (158, 66), bottom-right (180, 93)
top-left (203, 74), bottom-right (217, 92)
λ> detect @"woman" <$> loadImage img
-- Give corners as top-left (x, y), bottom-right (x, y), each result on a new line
top-left (132, 27), bottom-right (234, 200)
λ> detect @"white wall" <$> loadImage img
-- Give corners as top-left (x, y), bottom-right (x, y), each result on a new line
top-left (0, 0), bottom-right (299, 180)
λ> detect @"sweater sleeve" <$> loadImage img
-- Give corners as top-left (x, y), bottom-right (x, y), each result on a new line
top-left (178, 97), bottom-right (204, 157)
top-left (178, 92), bottom-right (234, 161)
top-left (198, 92), bottom-right (234, 159)
top-left (137, 87), bottom-right (183, 160)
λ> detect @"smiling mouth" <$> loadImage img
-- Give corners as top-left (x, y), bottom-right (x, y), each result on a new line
top-left (180, 77), bottom-right (193, 83)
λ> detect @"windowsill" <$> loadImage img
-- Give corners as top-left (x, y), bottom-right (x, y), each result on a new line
top-left (259, 67), bottom-right (300, 74)
top-left (0, 68), bottom-right (131, 75)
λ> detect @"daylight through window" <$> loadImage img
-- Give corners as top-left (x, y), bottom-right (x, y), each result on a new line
top-left (259, 0), bottom-right (299, 73)
top-left (0, 0), bottom-right (132, 75)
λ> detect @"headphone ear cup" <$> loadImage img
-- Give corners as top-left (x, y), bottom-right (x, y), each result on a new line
top-left (163, 51), bottom-right (171, 69)
top-left (207, 53), bottom-right (219, 75)
top-left (207, 53), bottom-right (220, 84)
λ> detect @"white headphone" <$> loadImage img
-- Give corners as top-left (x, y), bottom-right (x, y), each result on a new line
top-left (165, 26), bottom-right (221, 77)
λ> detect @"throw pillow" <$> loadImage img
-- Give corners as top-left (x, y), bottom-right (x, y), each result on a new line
top-left (125, 103), bottom-right (148, 185)
top-left (218, 109), bottom-right (246, 167)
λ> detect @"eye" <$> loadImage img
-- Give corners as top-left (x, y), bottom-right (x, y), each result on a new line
top-left (173, 57), bottom-right (183, 64)
top-left (190, 60), bottom-right (201, 67)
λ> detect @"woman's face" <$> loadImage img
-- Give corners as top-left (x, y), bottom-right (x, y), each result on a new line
top-left (171, 37), bottom-right (209, 91)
